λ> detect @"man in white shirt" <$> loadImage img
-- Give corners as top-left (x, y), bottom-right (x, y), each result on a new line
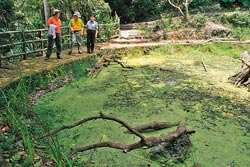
top-left (84, 14), bottom-right (98, 54)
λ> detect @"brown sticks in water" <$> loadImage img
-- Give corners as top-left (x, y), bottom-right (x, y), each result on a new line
top-left (39, 113), bottom-right (195, 158)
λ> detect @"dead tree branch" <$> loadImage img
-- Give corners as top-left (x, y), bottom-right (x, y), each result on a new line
top-left (201, 61), bottom-right (207, 72)
top-left (69, 124), bottom-right (195, 157)
top-left (39, 113), bottom-right (195, 159)
top-left (87, 52), bottom-right (134, 77)
top-left (239, 58), bottom-right (250, 67)
top-left (133, 122), bottom-right (179, 132)
top-left (39, 113), bottom-right (145, 141)
top-left (167, 0), bottom-right (185, 17)
top-left (229, 58), bottom-right (250, 87)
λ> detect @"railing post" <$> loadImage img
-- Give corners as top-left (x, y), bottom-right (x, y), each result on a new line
top-left (68, 27), bottom-right (70, 49)
top-left (41, 30), bottom-right (45, 56)
top-left (21, 31), bottom-right (27, 60)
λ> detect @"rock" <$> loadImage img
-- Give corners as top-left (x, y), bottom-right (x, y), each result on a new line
top-left (205, 22), bottom-right (231, 38)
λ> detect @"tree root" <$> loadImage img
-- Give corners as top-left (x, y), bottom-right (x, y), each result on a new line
top-left (229, 58), bottom-right (250, 87)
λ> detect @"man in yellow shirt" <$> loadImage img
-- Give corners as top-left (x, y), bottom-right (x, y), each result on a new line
top-left (68, 12), bottom-right (84, 54)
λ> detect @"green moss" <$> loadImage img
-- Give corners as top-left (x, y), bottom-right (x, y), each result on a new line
top-left (33, 43), bottom-right (250, 166)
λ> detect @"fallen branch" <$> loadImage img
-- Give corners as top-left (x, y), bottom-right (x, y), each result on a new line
top-left (69, 124), bottom-right (195, 157)
top-left (201, 61), bottom-right (207, 72)
top-left (239, 58), bottom-right (250, 67)
top-left (228, 71), bottom-right (243, 80)
top-left (103, 57), bottom-right (125, 68)
top-left (39, 113), bottom-right (145, 141)
top-left (87, 53), bottom-right (134, 77)
top-left (133, 122), bottom-right (179, 132)
top-left (39, 113), bottom-right (195, 159)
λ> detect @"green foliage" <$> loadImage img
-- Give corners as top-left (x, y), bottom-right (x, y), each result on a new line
top-left (211, 11), bottom-right (250, 40)
top-left (187, 14), bottom-right (208, 29)
top-left (152, 14), bottom-right (181, 32)
top-left (0, 0), bottom-right (14, 30)
top-left (9, 0), bottom-right (116, 39)
top-left (239, 0), bottom-right (250, 7)
top-left (221, 0), bottom-right (250, 7)
top-left (0, 57), bottom-right (96, 167)
top-left (107, 0), bottom-right (161, 23)
top-left (231, 27), bottom-right (250, 40)
top-left (221, 0), bottom-right (235, 2)
top-left (230, 12), bottom-right (250, 27)
top-left (191, 0), bottom-right (213, 6)
top-left (98, 13), bottom-right (120, 42)
top-left (151, 13), bottom-right (207, 34)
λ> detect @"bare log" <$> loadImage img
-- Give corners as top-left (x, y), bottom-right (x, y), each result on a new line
top-left (133, 122), bottom-right (179, 132)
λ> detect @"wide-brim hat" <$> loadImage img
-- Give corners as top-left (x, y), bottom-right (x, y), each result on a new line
top-left (73, 12), bottom-right (81, 18)
top-left (53, 9), bottom-right (60, 16)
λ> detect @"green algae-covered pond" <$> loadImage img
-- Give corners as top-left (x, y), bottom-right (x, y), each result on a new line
top-left (33, 43), bottom-right (250, 167)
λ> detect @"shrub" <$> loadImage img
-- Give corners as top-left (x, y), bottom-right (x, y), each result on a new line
top-left (153, 14), bottom-right (181, 32)
top-left (187, 14), bottom-right (208, 29)
top-left (231, 12), bottom-right (250, 27)
top-left (212, 11), bottom-right (250, 27)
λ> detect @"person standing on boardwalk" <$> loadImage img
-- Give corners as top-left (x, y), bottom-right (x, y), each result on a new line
top-left (46, 9), bottom-right (62, 60)
top-left (85, 14), bottom-right (98, 53)
top-left (68, 12), bottom-right (84, 55)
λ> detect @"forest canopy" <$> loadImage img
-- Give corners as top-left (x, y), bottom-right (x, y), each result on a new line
top-left (0, 0), bottom-right (112, 31)
top-left (0, 0), bottom-right (249, 30)
top-left (105, 0), bottom-right (250, 23)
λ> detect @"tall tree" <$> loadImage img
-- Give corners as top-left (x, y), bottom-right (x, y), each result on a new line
top-left (161, 0), bottom-right (192, 19)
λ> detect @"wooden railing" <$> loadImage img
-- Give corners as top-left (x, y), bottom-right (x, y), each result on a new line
top-left (0, 16), bottom-right (120, 67)
top-left (0, 27), bottom-right (70, 66)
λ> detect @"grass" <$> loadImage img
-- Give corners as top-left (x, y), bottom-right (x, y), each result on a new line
top-left (0, 57), bottom-right (96, 166)
top-left (33, 43), bottom-right (250, 166)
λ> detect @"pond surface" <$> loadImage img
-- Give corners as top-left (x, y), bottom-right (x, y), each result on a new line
top-left (34, 44), bottom-right (250, 167)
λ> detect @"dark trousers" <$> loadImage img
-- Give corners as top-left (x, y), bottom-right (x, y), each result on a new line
top-left (46, 33), bottom-right (61, 58)
top-left (87, 30), bottom-right (96, 53)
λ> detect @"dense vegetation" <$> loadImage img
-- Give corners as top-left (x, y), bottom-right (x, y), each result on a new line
top-left (0, 0), bottom-right (113, 31)
top-left (1, 0), bottom-right (250, 167)
top-left (105, 0), bottom-right (250, 23)
top-left (1, 0), bottom-right (250, 30)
